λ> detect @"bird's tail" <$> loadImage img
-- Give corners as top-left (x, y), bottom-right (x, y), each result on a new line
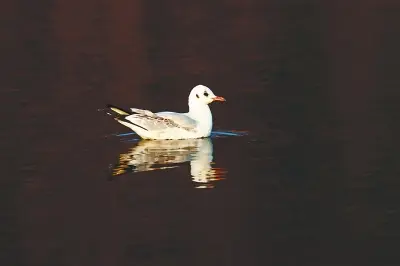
top-left (105, 104), bottom-right (148, 131)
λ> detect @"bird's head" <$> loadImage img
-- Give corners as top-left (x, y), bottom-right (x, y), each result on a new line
top-left (188, 85), bottom-right (226, 105)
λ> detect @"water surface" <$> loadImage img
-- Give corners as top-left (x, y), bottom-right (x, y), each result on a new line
top-left (1, 1), bottom-right (400, 266)
top-left (109, 136), bottom-right (227, 188)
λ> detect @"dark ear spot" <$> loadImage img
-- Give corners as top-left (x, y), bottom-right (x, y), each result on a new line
top-left (196, 94), bottom-right (199, 98)
top-left (204, 91), bottom-right (209, 97)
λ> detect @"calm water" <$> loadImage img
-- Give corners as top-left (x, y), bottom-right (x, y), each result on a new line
top-left (108, 131), bottom-right (247, 188)
top-left (1, 1), bottom-right (400, 265)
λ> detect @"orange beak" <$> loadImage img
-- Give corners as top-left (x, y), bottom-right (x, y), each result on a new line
top-left (212, 96), bottom-right (226, 102)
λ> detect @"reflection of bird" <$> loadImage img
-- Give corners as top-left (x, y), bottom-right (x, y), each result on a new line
top-left (106, 85), bottom-right (226, 140)
top-left (111, 138), bottom-right (226, 188)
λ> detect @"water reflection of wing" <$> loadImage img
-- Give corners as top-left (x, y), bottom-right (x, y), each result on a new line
top-left (111, 138), bottom-right (226, 188)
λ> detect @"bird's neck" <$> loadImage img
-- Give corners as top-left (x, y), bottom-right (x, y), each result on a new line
top-left (188, 103), bottom-right (213, 135)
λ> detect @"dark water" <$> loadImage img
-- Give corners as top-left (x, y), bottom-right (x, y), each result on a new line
top-left (1, 1), bottom-right (400, 265)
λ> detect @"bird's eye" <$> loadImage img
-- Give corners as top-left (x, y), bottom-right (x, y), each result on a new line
top-left (204, 91), bottom-right (209, 97)
top-left (196, 94), bottom-right (199, 98)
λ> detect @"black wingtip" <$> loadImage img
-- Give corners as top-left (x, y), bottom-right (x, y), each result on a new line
top-left (116, 117), bottom-right (149, 131)
top-left (106, 104), bottom-right (132, 116)
top-left (106, 104), bottom-right (148, 131)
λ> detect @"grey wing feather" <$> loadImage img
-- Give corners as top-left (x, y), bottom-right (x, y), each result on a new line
top-left (156, 112), bottom-right (197, 129)
top-left (130, 108), bottom-right (157, 117)
top-left (125, 109), bottom-right (197, 132)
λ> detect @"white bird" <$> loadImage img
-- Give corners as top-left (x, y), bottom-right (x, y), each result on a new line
top-left (106, 85), bottom-right (226, 140)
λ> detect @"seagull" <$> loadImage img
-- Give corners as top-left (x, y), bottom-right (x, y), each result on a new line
top-left (106, 85), bottom-right (226, 140)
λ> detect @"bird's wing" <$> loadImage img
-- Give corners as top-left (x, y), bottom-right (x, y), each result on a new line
top-left (125, 109), bottom-right (197, 132)
top-left (156, 111), bottom-right (197, 129)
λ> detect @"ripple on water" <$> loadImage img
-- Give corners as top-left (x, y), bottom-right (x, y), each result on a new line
top-left (107, 130), bottom-right (248, 188)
